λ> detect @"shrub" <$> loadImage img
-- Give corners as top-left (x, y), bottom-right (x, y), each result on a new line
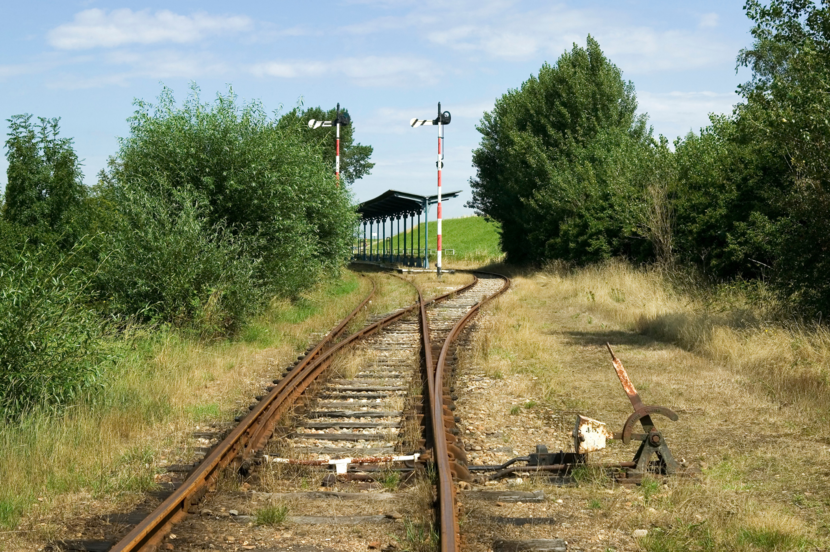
top-left (255, 504), bottom-right (289, 526)
top-left (107, 85), bottom-right (357, 299)
top-left (0, 249), bottom-right (105, 417)
top-left (97, 185), bottom-right (262, 334)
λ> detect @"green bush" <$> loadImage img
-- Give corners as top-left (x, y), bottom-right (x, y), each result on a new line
top-left (0, 250), bottom-right (105, 417)
top-left (97, 185), bottom-right (262, 334)
top-left (107, 85), bottom-right (357, 299)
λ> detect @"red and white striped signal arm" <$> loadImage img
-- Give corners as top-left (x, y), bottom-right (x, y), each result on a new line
top-left (308, 120), bottom-right (334, 129)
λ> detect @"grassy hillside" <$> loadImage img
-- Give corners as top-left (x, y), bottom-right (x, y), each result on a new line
top-left (402, 216), bottom-right (503, 265)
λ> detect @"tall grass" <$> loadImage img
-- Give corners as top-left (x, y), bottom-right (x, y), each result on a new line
top-left (463, 260), bottom-right (828, 550)
top-left (541, 259), bottom-right (830, 420)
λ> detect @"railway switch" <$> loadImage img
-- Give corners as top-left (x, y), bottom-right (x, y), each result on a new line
top-left (572, 344), bottom-right (680, 475)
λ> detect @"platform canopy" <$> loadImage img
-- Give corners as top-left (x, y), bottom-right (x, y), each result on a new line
top-left (357, 189), bottom-right (461, 221)
top-left (354, 189), bottom-right (462, 269)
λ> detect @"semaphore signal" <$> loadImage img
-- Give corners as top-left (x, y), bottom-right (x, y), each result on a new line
top-left (308, 103), bottom-right (351, 184)
top-left (410, 102), bottom-right (451, 276)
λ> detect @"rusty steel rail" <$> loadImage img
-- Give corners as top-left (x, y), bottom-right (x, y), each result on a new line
top-left (108, 277), bottom-right (378, 551)
top-left (427, 271), bottom-right (511, 552)
top-left (109, 272), bottom-right (479, 552)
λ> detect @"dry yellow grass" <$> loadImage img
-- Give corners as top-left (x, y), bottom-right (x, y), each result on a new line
top-left (0, 270), bottom-right (416, 551)
top-left (540, 260), bottom-right (830, 420)
top-left (459, 260), bottom-right (830, 551)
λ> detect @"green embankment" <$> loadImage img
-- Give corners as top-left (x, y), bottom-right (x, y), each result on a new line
top-left (404, 216), bottom-right (503, 264)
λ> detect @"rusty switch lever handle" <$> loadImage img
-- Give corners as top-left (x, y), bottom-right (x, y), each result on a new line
top-left (606, 343), bottom-right (645, 411)
top-left (607, 343), bottom-right (679, 444)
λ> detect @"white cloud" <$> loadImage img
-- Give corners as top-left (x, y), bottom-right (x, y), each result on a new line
top-left (107, 50), bottom-right (230, 78)
top-left (638, 90), bottom-right (739, 137)
top-left (49, 73), bottom-right (133, 89)
top-left (699, 13), bottom-right (719, 29)
top-left (0, 63), bottom-right (41, 78)
top-left (342, 3), bottom-right (735, 74)
top-left (0, 55), bottom-right (92, 80)
top-left (430, 6), bottom-right (734, 73)
top-left (250, 56), bottom-right (440, 87)
top-left (48, 8), bottom-right (252, 50)
top-left (48, 50), bottom-right (231, 89)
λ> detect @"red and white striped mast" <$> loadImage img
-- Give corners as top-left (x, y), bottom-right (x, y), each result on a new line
top-left (410, 102), bottom-right (451, 276)
top-left (308, 103), bottom-right (351, 186)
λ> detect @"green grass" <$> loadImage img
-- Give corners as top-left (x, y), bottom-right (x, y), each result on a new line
top-left (396, 216), bottom-right (503, 264)
top-left (255, 504), bottom-right (289, 526)
top-left (398, 518), bottom-right (439, 552)
top-left (186, 403), bottom-right (222, 422)
top-left (0, 496), bottom-right (29, 530)
top-left (737, 527), bottom-right (809, 551)
top-left (378, 469), bottom-right (401, 490)
top-left (642, 524), bottom-right (811, 552)
top-left (641, 476), bottom-right (661, 506)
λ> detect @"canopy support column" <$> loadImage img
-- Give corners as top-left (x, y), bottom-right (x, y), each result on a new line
top-left (403, 213), bottom-right (408, 266)
top-left (423, 199), bottom-right (429, 268)
top-left (417, 211), bottom-right (422, 268)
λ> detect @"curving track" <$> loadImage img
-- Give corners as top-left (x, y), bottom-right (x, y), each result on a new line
top-left (100, 270), bottom-right (509, 552)
top-left (425, 273), bottom-right (510, 552)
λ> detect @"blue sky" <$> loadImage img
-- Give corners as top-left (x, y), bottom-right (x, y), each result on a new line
top-left (0, 1), bottom-right (754, 218)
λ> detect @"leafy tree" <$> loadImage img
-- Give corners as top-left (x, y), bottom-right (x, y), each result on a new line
top-left (469, 36), bottom-right (653, 263)
top-left (277, 105), bottom-right (374, 186)
top-left (106, 85), bottom-right (357, 300)
top-left (671, 114), bottom-right (788, 279)
top-left (735, 0), bottom-right (830, 314)
top-left (3, 115), bottom-right (86, 238)
top-left (636, 136), bottom-right (677, 266)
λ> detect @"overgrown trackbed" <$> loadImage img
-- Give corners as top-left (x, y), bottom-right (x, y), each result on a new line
top-left (68, 270), bottom-right (509, 552)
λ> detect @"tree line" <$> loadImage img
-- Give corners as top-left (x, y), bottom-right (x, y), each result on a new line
top-left (469, 0), bottom-right (830, 318)
top-left (0, 85), bottom-right (372, 416)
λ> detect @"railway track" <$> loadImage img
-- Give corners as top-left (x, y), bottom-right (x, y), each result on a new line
top-left (81, 270), bottom-right (509, 552)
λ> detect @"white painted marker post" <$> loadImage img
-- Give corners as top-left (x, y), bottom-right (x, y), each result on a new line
top-left (410, 102), bottom-right (451, 276)
top-left (308, 103), bottom-right (350, 187)
top-left (336, 116), bottom-right (341, 181)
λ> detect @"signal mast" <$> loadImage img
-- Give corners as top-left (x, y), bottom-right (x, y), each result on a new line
top-left (410, 102), bottom-right (451, 275)
top-left (308, 103), bottom-right (351, 184)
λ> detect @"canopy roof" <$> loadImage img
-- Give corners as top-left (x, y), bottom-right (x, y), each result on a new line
top-left (357, 189), bottom-right (461, 220)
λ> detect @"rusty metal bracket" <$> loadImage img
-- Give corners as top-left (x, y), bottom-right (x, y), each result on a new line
top-left (527, 444), bottom-right (584, 467)
top-left (606, 343), bottom-right (679, 475)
